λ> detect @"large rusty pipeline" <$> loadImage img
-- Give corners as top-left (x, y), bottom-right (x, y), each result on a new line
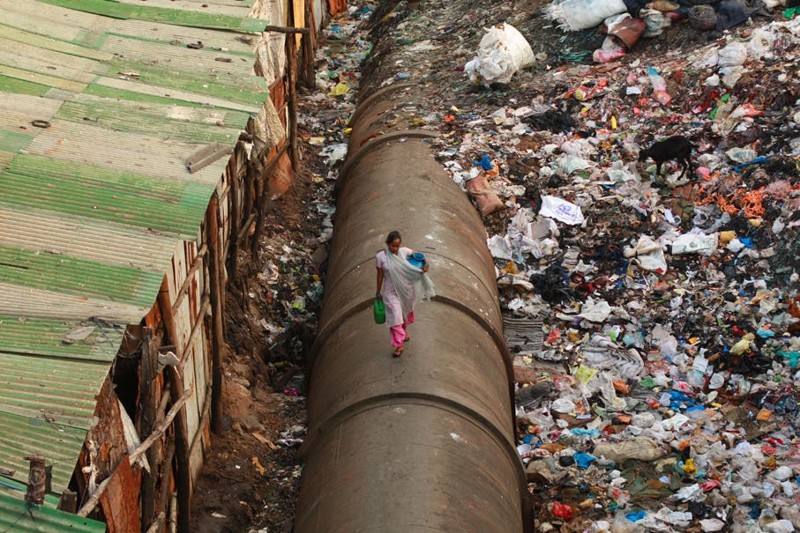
top-left (295, 83), bottom-right (531, 533)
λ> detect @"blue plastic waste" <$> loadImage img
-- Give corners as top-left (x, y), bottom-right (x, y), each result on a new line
top-left (473, 154), bottom-right (494, 171)
top-left (732, 156), bottom-right (768, 173)
top-left (626, 510), bottom-right (646, 522)
top-left (574, 452), bottom-right (596, 469)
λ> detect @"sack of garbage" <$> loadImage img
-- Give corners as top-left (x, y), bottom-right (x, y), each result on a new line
top-left (689, 5), bottom-right (718, 30)
top-left (466, 175), bottom-right (505, 215)
top-left (464, 23), bottom-right (534, 86)
top-left (716, 0), bottom-right (764, 30)
top-left (548, 0), bottom-right (628, 31)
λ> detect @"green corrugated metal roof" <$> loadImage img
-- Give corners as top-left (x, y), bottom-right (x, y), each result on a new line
top-left (0, 0), bottom-right (269, 524)
top-left (0, 491), bottom-right (105, 532)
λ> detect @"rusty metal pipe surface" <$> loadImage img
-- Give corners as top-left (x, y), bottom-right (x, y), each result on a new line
top-left (295, 91), bottom-right (530, 532)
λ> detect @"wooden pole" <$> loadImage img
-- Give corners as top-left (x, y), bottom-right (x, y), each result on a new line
top-left (227, 159), bottom-right (240, 281)
top-left (145, 512), bottom-right (166, 533)
top-left (286, 34), bottom-right (299, 172)
top-left (250, 144), bottom-right (286, 256)
top-left (167, 366), bottom-right (191, 533)
top-left (206, 196), bottom-right (225, 433)
top-left (76, 389), bottom-right (190, 518)
top-left (157, 440), bottom-right (175, 526)
top-left (168, 492), bottom-right (178, 533)
top-left (302, 0), bottom-right (316, 89)
top-left (171, 245), bottom-right (208, 313)
top-left (138, 327), bottom-right (158, 531)
top-left (263, 25), bottom-right (309, 34)
top-left (57, 490), bottom-right (78, 514)
top-left (157, 279), bottom-right (182, 360)
top-left (240, 158), bottom-right (255, 249)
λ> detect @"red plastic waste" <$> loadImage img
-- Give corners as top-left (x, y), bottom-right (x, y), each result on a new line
top-left (552, 501), bottom-right (575, 520)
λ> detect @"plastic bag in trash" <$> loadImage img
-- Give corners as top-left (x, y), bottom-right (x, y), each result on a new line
top-left (539, 196), bottom-right (585, 225)
top-left (548, 0), bottom-right (628, 31)
top-left (670, 232), bottom-right (719, 255)
top-left (464, 23), bottom-right (534, 86)
top-left (624, 235), bottom-right (667, 273)
top-left (641, 8), bottom-right (671, 37)
top-left (593, 36), bottom-right (628, 63)
top-left (603, 13), bottom-right (647, 49)
top-left (717, 41), bottom-right (749, 67)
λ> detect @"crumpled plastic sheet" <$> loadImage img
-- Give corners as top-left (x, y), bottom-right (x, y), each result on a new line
top-left (581, 335), bottom-right (645, 378)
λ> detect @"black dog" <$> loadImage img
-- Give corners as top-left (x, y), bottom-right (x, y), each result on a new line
top-left (638, 136), bottom-right (696, 179)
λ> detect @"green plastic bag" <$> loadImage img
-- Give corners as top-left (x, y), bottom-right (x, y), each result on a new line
top-left (373, 299), bottom-right (386, 324)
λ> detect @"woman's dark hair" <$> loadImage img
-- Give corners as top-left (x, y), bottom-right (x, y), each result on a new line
top-left (385, 230), bottom-right (402, 244)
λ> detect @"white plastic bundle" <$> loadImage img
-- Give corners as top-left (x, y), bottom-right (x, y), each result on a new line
top-left (464, 23), bottom-right (534, 86)
top-left (547, 0), bottom-right (627, 31)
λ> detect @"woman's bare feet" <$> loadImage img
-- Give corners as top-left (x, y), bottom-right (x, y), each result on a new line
top-left (393, 346), bottom-right (404, 357)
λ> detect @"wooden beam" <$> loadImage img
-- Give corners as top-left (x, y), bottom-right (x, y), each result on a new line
top-left (145, 512), bottom-right (166, 533)
top-left (157, 279), bottom-right (182, 359)
top-left (263, 25), bottom-right (309, 34)
top-left (138, 327), bottom-right (159, 530)
top-left (76, 388), bottom-right (191, 518)
top-left (167, 367), bottom-right (191, 533)
top-left (169, 492), bottom-right (178, 533)
top-left (185, 143), bottom-right (232, 174)
top-left (227, 155), bottom-right (241, 281)
top-left (156, 440), bottom-right (175, 527)
top-left (286, 34), bottom-right (299, 172)
top-left (129, 390), bottom-right (189, 466)
top-left (206, 196), bottom-right (225, 433)
top-left (57, 490), bottom-right (77, 514)
top-left (240, 160), bottom-right (255, 250)
top-left (178, 295), bottom-right (211, 368)
top-left (236, 213), bottom-right (258, 247)
top-left (189, 385), bottom-right (212, 455)
top-left (301, 0), bottom-right (316, 89)
top-left (171, 245), bottom-right (208, 313)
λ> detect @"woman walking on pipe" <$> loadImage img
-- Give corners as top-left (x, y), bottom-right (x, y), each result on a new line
top-left (375, 231), bottom-right (436, 357)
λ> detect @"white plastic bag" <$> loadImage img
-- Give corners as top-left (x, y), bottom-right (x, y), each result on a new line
top-left (717, 41), bottom-right (748, 67)
top-left (624, 235), bottom-right (667, 273)
top-left (539, 196), bottom-right (585, 225)
top-left (548, 0), bottom-right (627, 31)
top-left (464, 23), bottom-right (534, 86)
top-left (671, 233), bottom-right (719, 255)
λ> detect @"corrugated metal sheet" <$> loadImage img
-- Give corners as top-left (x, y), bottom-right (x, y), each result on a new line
top-left (0, 491), bottom-right (105, 532)
top-left (0, 0), bottom-right (269, 519)
top-left (0, 410), bottom-right (90, 493)
top-left (0, 316), bottom-right (120, 362)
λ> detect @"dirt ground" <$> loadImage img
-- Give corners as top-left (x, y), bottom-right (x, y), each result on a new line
top-left (189, 102), bottom-right (334, 533)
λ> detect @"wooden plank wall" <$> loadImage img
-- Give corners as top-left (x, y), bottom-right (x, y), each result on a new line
top-left (70, 1), bottom-right (332, 532)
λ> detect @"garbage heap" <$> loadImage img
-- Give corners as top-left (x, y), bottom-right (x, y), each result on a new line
top-left (320, 0), bottom-right (800, 532)
top-left (309, 0), bottom-right (800, 531)
top-left (439, 12), bottom-right (800, 533)
top-left (545, 0), bottom-right (800, 65)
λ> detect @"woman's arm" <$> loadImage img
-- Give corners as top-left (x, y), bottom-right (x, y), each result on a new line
top-left (376, 267), bottom-right (384, 298)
